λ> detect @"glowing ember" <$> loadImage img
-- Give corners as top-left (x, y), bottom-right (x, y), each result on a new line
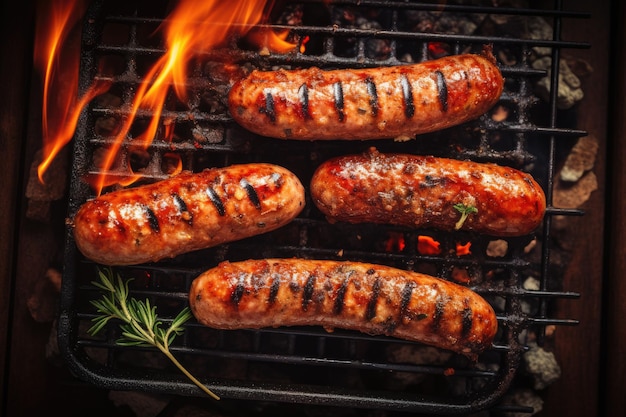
top-left (35, 0), bottom-right (293, 196)
top-left (456, 241), bottom-right (472, 256)
top-left (417, 235), bottom-right (441, 255)
top-left (427, 42), bottom-right (449, 58)
top-left (385, 232), bottom-right (406, 252)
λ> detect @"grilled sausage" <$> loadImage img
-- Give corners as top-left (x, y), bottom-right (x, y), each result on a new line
top-left (227, 52), bottom-right (503, 141)
top-left (189, 258), bottom-right (498, 359)
top-left (310, 147), bottom-right (546, 236)
top-left (72, 164), bottom-right (305, 265)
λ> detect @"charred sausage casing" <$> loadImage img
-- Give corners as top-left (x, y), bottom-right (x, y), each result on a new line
top-left (72, 164), bottom-right (305, 266)
top-left (189, 258), bottom-right (498, 359)
top-left (310, 148), bottom-right (546, 236)
top-left (227, 53), bottom-right (504, 141)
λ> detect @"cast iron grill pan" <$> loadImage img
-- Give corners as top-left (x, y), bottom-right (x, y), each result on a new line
top-left (58, 0), bottom-right (588, 414)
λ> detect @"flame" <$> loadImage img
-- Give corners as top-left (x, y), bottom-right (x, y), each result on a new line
top-left (247, 27), bottom-right (298, 54)
top-left (34, 0), bottom-right (111, 184)
top-left (300, 35), bottom-right (310, 54)
top-left (35, 0), bottom-right (283, 196)
top-left (89, 0), bottom-right (273, 194)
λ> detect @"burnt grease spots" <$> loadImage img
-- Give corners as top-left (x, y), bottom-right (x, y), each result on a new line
top-left (421, 175), bottom-right (446, 188)
top-left (298, 83), bottom-right (310, 119)
top-left (206, 187), bottom-right (225, 216)
top-left (333, 81), bottom-right (345, 121)
top-left (435, 70), bottom-right (448, 112)
top-left (364, 77), bottom-right (378, 117)
top-left (143, 205), bottom-right (160, 232)
top-left (400, 74), bottom-right (415, 119)
top-left (240, 178), bottom-right (261, 210)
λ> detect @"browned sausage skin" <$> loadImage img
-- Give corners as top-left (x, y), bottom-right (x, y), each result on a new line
top-left (72, 164), bottom-right (305, 265)
top-left (189, 258), bottom-right (498, 360)
top-left (227, 52), bottom-right (503, 141)
top-left (310, 147), bottom-right (546, 236)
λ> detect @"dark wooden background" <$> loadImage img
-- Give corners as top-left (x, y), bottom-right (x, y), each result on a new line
top-left (0, 1), bottom-right (621, 416)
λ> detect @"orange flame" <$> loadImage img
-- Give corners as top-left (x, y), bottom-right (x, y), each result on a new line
top-left (34, 0), bottom-right (111, 184)
top-left (247, 27), bottom-right (298, 54)
top-left (36, 0), bottom-right (286, 196)
top-left (89, 0), bottom-right (274, 195)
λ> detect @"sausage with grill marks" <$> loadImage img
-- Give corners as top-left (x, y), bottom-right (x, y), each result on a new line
top-left (72, 164), bottom-right (305, 265)
top-left (310, 147), bottom-right (546, 236)
top-left (189, 258), bottom-right (498, 360)
top-left (227, 52), bottom-right (504, 141)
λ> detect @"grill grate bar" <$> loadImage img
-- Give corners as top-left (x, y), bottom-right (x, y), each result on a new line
top-left (303, 0), bottom-right (591, 18)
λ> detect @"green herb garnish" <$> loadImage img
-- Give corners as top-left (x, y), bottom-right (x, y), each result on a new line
top-left (88, 267), bottom-right (219, 400)
top-left (453, 203), bottom-right (478, 230)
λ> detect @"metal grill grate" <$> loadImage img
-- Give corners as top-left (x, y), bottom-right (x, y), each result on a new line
top-left (58, 0), bottom-right (589, 414)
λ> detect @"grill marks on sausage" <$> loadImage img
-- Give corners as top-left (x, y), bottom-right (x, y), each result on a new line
top-left (302, 274), bottom-right (317, 311)
top-left (231, 273), bottom-right (246, 307)
top-left (432, 292), bottom-right (448, 332)
top-left (399, 281), bottom-right (416, 322)
top-left (366, 278), bottom-right (382, 320)
top-left (206, 187), bottom-right (225, 216)
top-left (364, 77), bottom-right (379, 117)
top-left (225, 266), bottom-right (467, 336)
top-left (461, 297), bottom-right (473, 339)
top-left (268, 273), bottom-right (280, 304)
top-left (172, 193), bottom-right (192, 225)
top-left (263, 90), bottom-right (276, 122)
top-left (224, 267), bottom-right (401, 322)
top-left (205, 176), bottom-right (267, 216)
top-left (259, 68), bottom-right (450, 125)
top-left (298, 83), bottom-right (310, 119)
top-left (435, 70), bottom-right (448, 112)
top-left (333, 81), bottom-right (345, 121)
top-left (215, 262), bottom-right (491, 355)
top-left (240, 178), bottom-right (261, 210)
top-left (143, 205), bottom-right (160, 232)
top-left (333, 277), bottom-right (349, 315)
top-left (400, 74), bottom-right (415, 119)
top-left (136, 176), bottom-right (264, 235)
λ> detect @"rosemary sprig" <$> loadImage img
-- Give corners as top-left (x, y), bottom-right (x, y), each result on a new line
top-left (87, 267), bottom-right (220, 400)
top-left (453, 203), bottom-right (478, 230)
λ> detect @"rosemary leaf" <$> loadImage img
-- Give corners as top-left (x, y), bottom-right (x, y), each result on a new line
top-left (88, 267), bottom-right (220, 400)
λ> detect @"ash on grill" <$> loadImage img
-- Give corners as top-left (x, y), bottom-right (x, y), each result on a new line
top-left (26, 1), bottom-right (595, 416)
